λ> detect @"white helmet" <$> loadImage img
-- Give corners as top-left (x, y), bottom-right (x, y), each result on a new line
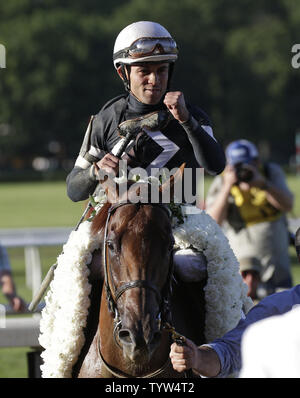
top-left (113, 21), bottom-right (178, 69)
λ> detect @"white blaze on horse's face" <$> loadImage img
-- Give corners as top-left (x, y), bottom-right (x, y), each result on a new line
top-left (106, 202), bottom-right (173, 364)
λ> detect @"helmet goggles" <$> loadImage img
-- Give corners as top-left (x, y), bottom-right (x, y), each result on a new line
top-left (114, 37), bottom-right (178, 61)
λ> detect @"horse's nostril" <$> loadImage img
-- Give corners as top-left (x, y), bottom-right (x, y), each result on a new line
top-left (118, 328), bottom-right (148, 350)
top-left (118, 329), bottom-right (133, 345)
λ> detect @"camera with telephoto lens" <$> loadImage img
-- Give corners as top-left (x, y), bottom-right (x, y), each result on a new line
top-left (234, 163), bottom-right (254, 183)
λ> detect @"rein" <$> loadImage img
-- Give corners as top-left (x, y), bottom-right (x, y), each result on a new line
top-left (99, 200), bottom-right (177, 378)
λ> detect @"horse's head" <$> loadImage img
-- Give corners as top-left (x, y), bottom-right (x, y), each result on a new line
top-left (92, 178), bottom-right (178, 366)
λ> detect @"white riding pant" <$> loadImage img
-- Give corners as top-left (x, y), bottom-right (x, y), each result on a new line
top-left (173, 248), bottom-right (207, 282)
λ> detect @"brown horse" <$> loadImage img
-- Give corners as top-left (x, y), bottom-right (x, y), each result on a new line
top-left (72, 179), bottom-right (207, 378)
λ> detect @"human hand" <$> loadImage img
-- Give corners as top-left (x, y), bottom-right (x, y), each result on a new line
top-left (223, 164), bottom-right (238, 189)
top-left (96, 153), bottom-right (120, 178)
top-left (169, 337), bottom-right (199, 373)
top-left (9, 295), bottom-right (27, 313)
top-left (163, 91), bottom-right (190, 123)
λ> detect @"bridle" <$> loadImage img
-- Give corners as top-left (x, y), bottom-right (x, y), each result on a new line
top-left (103, 201), bottom-right (174, 329)
top-left (99, 200), bottom-right (175, 377)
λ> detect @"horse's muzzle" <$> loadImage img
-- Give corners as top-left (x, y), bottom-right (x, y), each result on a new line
top-left (118, 327), bottom-right (161, 363)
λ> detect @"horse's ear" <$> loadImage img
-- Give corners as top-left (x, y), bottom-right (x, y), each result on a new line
top-left (159, 162), bottom-right (186, 200)
top-left (94, 163), bottom-right (119, 204)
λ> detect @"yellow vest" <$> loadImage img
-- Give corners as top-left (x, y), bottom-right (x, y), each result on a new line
top-left (230, 185), bottom-right (281, 226)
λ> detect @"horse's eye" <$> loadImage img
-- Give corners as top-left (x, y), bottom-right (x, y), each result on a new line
top-left (107, 241), bottom-right (115, 251)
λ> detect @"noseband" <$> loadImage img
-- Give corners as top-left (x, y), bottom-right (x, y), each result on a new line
top-left (102, 201), bottom-right (174, 343)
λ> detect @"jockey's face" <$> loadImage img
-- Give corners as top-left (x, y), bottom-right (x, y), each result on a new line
top-left (119, 62), bottom-right (169, 105)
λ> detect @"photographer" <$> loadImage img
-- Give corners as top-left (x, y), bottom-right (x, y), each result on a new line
top-left (206, 139), bottom-right (294, 299)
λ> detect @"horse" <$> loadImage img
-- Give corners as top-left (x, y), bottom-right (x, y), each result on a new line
top-left (72, 177), bottom-right (207, 378)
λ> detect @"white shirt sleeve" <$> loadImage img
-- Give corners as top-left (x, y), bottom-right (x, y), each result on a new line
top-left (239, 305), bottom-right (300, 378)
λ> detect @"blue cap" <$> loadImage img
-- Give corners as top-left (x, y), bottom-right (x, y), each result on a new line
top-left (226, 139), bottom-right (258, 165)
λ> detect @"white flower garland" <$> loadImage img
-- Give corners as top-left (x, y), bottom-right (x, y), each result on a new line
top-left (38, 221), bottom-right (100, 378)
top-left (172, 210), bottom-right (253, 343)
top-left (39, 208), bottom-right (253, 378)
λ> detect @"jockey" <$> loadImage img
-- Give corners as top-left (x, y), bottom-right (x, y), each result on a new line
top-left (66, 21), bottom-right (226, 282)
top-left (67, 21), bottom-right (225, 200)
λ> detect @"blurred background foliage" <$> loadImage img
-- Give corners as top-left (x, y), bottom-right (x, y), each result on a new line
top-left (0, 0), bottom-right (299, 180)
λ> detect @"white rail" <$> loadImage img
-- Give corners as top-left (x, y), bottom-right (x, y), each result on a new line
top-left (0, 227), bottom-right (72, 348)
top-left (0, 313), bottom-right (41, 347)
top-left (0, 227), bottom-right (72, 300)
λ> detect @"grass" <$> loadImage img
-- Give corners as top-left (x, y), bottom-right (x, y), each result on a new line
top-left (0, 175), bottom-right (299, 378)
top-left (0, 348), bottom-right (29, 378)
top-left (0, 181), bottom-right (84, 228)
top-left (0, 175), bottom-right (299, 229)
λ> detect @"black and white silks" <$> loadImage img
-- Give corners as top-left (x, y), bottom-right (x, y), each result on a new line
top-left (66, 94), bottom-right (225, 202)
